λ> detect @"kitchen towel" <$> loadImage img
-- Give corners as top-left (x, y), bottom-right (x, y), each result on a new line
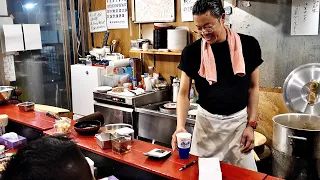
top-left (199, 27), bottom-right (245, 85)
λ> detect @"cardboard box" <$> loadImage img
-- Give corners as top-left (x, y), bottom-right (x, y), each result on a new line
top-left (0, 135), bottom-right (27, 149)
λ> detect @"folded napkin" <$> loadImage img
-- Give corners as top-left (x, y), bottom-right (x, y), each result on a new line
top-left (199, 157), bottom-right (222, 180)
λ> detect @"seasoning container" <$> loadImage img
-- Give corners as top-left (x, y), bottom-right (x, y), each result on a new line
top-left (144, 77), bottom-right (153, 92)
top-left (172, 78), bottom-right (180, 102)
top-left (128, 84), bottom-right (133, 90)
top-left (17, 102), bottom-right (35, 112)
top-left (132, 78), bottom-right (137, 89)
top-left (141, 75), bottom-right (145, 84)
top-left (142, 42), bottom-right (149, 51)
top-left (115, 127), bottom-right (134, 141)
top-left (138, 82), bottom-right (143, 89)
top-left (148, 66), bottom-right (154, 77)
top-left (111, 137), bottom-right (132, 155)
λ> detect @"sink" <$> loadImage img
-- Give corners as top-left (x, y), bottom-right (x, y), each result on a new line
top-left (136, 101), bottom-right (197, 121)
top-left (135, 101), bottom-right (197, 146)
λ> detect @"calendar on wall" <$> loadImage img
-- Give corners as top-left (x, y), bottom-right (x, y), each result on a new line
top-left (106, 0), bottom-right (129, 29)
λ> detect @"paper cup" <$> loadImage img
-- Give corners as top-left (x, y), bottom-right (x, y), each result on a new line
top-left (176, 132), bottom-right (192, 159)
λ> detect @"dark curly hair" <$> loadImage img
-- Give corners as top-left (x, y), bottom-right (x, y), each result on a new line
top-left (192, 0), bottom-right (225, 18)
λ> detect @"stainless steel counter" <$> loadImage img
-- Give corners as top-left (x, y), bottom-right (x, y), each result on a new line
top-left (135, 101), bottom-right (196, 146)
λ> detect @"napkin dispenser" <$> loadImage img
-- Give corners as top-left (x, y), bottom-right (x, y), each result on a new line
top-left (0, 133), bottom-right (27, 149)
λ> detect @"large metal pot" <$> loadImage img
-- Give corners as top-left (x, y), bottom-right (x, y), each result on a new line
top-left (272, 113), bottom-right (320, 180)
top-left (0, 86), bottom-right (14, 105)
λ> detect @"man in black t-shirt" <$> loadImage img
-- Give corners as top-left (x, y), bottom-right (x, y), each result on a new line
top-left (171, 0), bottom-right (263, 171)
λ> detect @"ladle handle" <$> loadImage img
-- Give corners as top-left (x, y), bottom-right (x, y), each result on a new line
top-left (308, 80), bottom-right (319, 105)
top-left (288, 135), bottom-right (307, 141)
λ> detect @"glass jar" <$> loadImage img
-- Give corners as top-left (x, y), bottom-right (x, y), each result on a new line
top-left (54, 117), bottom-right (71, 134)
top-left (111, 137), bottom-right (132, 155)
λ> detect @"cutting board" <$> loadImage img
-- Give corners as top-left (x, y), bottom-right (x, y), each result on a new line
top-left (35, 104), bottom-right (73, 119)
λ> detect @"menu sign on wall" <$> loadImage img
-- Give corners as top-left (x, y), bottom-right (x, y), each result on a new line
top-left (89, 10), bottom-right (108, 33)
top-left (181, 0), bottom-right (197, 22)
top-left (106, 0), bottom-right (129, 29)
top-left (291, 0), bottom-right (320, 35)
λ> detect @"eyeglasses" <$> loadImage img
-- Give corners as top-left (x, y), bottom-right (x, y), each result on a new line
top-left (194, 18), bottom-right (220, 34)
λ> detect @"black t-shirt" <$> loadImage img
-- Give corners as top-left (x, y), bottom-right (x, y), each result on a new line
top-left (178, 34), bottom-right (263, 115)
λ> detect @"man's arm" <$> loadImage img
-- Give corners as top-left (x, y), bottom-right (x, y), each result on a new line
top-left (248, 68), bottom-right (260, 123)
top-left (241, 68), bottom-right (259, 153)
top-left (176, 71), bottom-right (192, 129)
top-left (171, 71), bottom-right (191, 150)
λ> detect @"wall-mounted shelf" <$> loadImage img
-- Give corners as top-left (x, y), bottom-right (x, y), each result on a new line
top-left (129, 50), bottom-right (181, 56)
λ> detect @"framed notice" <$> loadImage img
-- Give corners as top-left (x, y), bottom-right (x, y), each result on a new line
top-left (89, 10), bottom-right (108, 33)
top-left (106, 0), bottom-right (129, 29)
top-left (134, 0), bottom-right (175, 23)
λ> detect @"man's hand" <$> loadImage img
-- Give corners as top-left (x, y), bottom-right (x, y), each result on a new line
top-left (171, 127), bottom-right (187, 151)
top-left (241, 126), bottom-right (255, 153)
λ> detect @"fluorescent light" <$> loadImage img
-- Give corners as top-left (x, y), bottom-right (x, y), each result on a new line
top-left (24, 3), bottom-right (38, 9)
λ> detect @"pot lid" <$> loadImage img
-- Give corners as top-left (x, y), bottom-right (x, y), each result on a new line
top-left (283, 63), bottom-right (320, 116)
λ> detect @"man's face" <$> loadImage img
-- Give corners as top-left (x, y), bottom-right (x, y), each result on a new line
top-left (194, 11), bottom-right (225, 44)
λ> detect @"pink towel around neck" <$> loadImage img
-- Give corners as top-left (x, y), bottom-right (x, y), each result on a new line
top-left (198, 27), bottom-right (246, 85)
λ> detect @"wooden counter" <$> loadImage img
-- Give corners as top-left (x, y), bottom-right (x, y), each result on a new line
top-left (264, 176), bottom-right (283, 180)
top-left (1, 105), bottom-right (281, 179)
top-left (44, 125), bottom-right (273, 180)
top-left (0, 105), bottom-right (55, 131)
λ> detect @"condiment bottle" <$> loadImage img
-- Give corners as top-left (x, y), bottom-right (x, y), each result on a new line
top-left (138, 82), bottom-right (143, 89)
top-left (141, 75), bottom-right (145, 85)
top-left (148, 66), bottom-right (154, 77)
top-left (172, 78), bottom-right (180, 102)
top-left (145, 77), bottom-right (153, 92)
top-left (132, 78), bottom-right (137, 89)
top-left (129, 84), bottom-right (133, 90)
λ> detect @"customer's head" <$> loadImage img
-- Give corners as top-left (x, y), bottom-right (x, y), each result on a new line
top-left (193, 0), bottom-right (226, 44)
top-left (2, 135), bottom-right (94, 180)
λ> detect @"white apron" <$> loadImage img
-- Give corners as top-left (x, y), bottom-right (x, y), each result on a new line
top-left (190, 105), bottom-right (257, 171)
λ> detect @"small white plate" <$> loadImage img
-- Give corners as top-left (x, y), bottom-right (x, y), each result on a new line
top-left (96, 86), bottom-right (112, 92)
top-left (163, 103), bottom-right (177, 109)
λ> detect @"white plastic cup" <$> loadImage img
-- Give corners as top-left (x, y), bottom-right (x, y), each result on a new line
top-left (176, 132), bottom-right (192, 159)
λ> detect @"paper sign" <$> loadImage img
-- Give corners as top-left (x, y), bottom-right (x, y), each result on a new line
top-left (89, 10), bottom-right (108, 33)
top-left (3, 55), bottom-right (16, 82)
top-left (3, 24), bottom-right (25, 52)
top-left (181, 0), bottom-right (197, 22)
top-left (0, 17), bottom-right (13, 53)
top-left (23, 24), bottom-right (42, 50)
top-left (0, 0), bottom-right (8, 16)
top-left (291, 0), bottom-right (320, 35)
top-left (198, 158), bottom-right (222, 180)
top-left (106, 0), bottom-right (129, 29)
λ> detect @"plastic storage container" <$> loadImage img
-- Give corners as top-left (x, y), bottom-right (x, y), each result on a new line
top-left (103, 74), bottom-right (129, 87)
top-left (53, 117), bottom-right (71, 134)
top-left (111, 137), bottom-right (132, 155)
